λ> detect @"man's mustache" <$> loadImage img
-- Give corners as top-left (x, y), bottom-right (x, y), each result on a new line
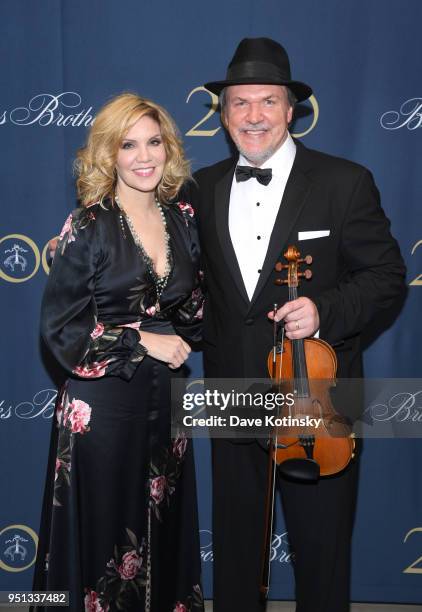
top-left (238, 124), bottom-right (271, 133)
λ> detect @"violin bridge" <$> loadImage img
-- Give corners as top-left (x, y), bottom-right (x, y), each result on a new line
top-left (299, 435), bottom-right (315, 460)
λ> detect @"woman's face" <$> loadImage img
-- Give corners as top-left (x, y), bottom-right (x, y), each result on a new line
top-left (115, 115), bottom-right (167, 196)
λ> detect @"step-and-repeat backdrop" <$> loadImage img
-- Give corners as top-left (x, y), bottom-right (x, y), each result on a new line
top-left (1, 0), bottom-right (421, 603)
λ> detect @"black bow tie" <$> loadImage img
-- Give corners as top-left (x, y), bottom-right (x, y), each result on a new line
top-left (235, 165), bottom-right (272, 186)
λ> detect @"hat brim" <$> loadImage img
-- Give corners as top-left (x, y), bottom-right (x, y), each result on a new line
top-left (204, 78), bottom-right (312, 103)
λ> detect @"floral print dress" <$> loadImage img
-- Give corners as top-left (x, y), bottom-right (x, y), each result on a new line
top-left (32, 200), bottom-right (204, 612)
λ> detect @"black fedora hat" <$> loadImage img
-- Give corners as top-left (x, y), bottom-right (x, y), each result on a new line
top-left (205, 37), bottom-right (312, 103)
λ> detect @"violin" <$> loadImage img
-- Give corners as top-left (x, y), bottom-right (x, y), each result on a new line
top-left (260, 245), bottom-right (355, 599)
top-left (268, 244), bottom-right (355, 478)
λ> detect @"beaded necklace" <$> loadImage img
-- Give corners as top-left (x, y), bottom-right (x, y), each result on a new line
top-left (115, 194), bottom-right (172, 312)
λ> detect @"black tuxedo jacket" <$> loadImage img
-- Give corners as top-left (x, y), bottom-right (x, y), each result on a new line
top-left (186, 141), bottom-right (405, 381)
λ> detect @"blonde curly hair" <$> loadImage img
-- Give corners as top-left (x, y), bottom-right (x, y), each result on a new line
top-left (74, 92), bottom-right (190, 206)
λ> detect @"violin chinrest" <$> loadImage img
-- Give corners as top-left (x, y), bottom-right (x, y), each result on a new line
top-left (278, 458), bottom-right (320, 482)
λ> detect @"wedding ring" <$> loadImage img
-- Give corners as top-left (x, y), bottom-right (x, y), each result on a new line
top-left (295, 320), bottom-right (300, 330)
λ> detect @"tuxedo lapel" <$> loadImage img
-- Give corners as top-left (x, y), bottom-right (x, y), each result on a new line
top-left (214, 164), bottom-right (250, 306)
top-left (249, 155), bottom-right (312, 309)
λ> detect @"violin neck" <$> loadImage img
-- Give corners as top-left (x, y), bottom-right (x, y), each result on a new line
top-left (293, 340), bottom-right (310, 398)
top-left (289, 286), bottom-right (310, 398)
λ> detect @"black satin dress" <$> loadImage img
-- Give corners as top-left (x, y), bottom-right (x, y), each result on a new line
top-left (32, 199), bottom-right (204, 612)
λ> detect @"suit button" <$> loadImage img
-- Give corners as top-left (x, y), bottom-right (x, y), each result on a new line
top-left (245, 318), bottom-right (254, 325)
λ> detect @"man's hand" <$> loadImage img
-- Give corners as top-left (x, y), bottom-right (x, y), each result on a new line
top-left (139, 331), bottom-right (191, 369)
top-left (268, 297), bottom-right (320, 339)
top-left (49, 238), bottom-right (59, 259)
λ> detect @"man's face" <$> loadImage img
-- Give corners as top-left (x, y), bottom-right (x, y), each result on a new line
top-left (222, 84), bottom-right (293, 166)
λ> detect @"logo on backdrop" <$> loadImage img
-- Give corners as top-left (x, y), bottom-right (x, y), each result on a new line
top-left (0, 92), bottom-right (94, 127)
top-left (0, 389), bottom-right (57, 420)
top-left (0, 525), bottom-right (38, 572)
top-left (3, 243), bottom-right (27, 272)
top-left (403, 527), bottom-right (422, 574)
top-left (199, 529), bottom-right (294, 564)
top-left (0, 234), bottom-right (52, 282)
top-left (409, 239), bottom-right (422, 287)
top-left (365, 389), bottom-right (422, 424)
top-left (380, 98), bottom-right (422, 130)
top-left (185, 86), bottom-right (319, 138)
top-left (1, 89), bottom-right (319, 133)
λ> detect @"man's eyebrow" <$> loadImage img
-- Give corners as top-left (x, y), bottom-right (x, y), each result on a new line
top-left (231, 94), bottom-right (280, 102)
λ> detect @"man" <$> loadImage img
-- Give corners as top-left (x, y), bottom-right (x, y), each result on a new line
top-left (188, 38), bottom-right (405, 612)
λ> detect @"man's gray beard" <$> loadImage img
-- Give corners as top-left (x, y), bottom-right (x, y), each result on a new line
top-left (234, 139), bottom-right (278, 167)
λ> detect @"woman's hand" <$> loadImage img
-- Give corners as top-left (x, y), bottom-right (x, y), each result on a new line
top-left (139, 331), bottom-right (191, 369)
top-left (49, 238), bottom-right (59, 259)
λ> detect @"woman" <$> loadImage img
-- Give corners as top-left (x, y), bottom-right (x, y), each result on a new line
top-left (32, 93), bottom-right (204, 612)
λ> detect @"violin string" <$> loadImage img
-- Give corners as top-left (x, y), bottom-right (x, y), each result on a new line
top-left (272, 303), bottom-right (278, 380)
top-left (278, 325), bottom-right (284, 387)
top-left (290, 283), bottom-right (307, 415)
top-left (296, 285), bottom-right (304, 416)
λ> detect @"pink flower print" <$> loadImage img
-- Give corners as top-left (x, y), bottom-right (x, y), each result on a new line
top-left (67, 399), bottom-right (91, 434)
top-left (62, 401), bottom-right (70, 427)
top-left (90, 322), bottom-right (105, 340)
top-left (173, 433), bottom-right (187, 459)
top-left (84, 590), bottom-right (108, 612)
top-left (191, 287), bottom-right (203, 319)
top-left (54, 458), bottom-right (61, 481)
top-left (117, 550), bottom-right (142, 581)
top-left (119, 321), bottom-right (141, 330)
top-left (146, 305), bottom-right (156, 316)
top-left (73, 359), bottom-right (109, 378)
top-left (178, 202), bottom-right (194, 218)
top-left (173, 603), bottom-right (187, 612)
top-left (150, 475), bottom-right (166, 504)
top-left (56, 401), bottom-right (64, 427)
top-left (59, 213), bottom-right (75, 243)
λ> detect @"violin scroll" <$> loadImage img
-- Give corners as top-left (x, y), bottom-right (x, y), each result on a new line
top-left (274, 246), bottom-right (313, 286)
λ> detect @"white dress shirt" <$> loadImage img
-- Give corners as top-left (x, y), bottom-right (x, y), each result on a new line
top-left (229, 133), bottom-right (296, 300)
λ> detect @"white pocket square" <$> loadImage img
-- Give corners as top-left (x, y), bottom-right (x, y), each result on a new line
top-left (298, 230), bottom-right (330, 241)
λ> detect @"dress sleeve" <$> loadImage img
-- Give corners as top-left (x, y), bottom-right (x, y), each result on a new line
top-left (172, 270), bottom-right (204, 344)
top-left (171, 200), bottom-right (204, 344)
top-left (41, 207), bottom-right (147, 381)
